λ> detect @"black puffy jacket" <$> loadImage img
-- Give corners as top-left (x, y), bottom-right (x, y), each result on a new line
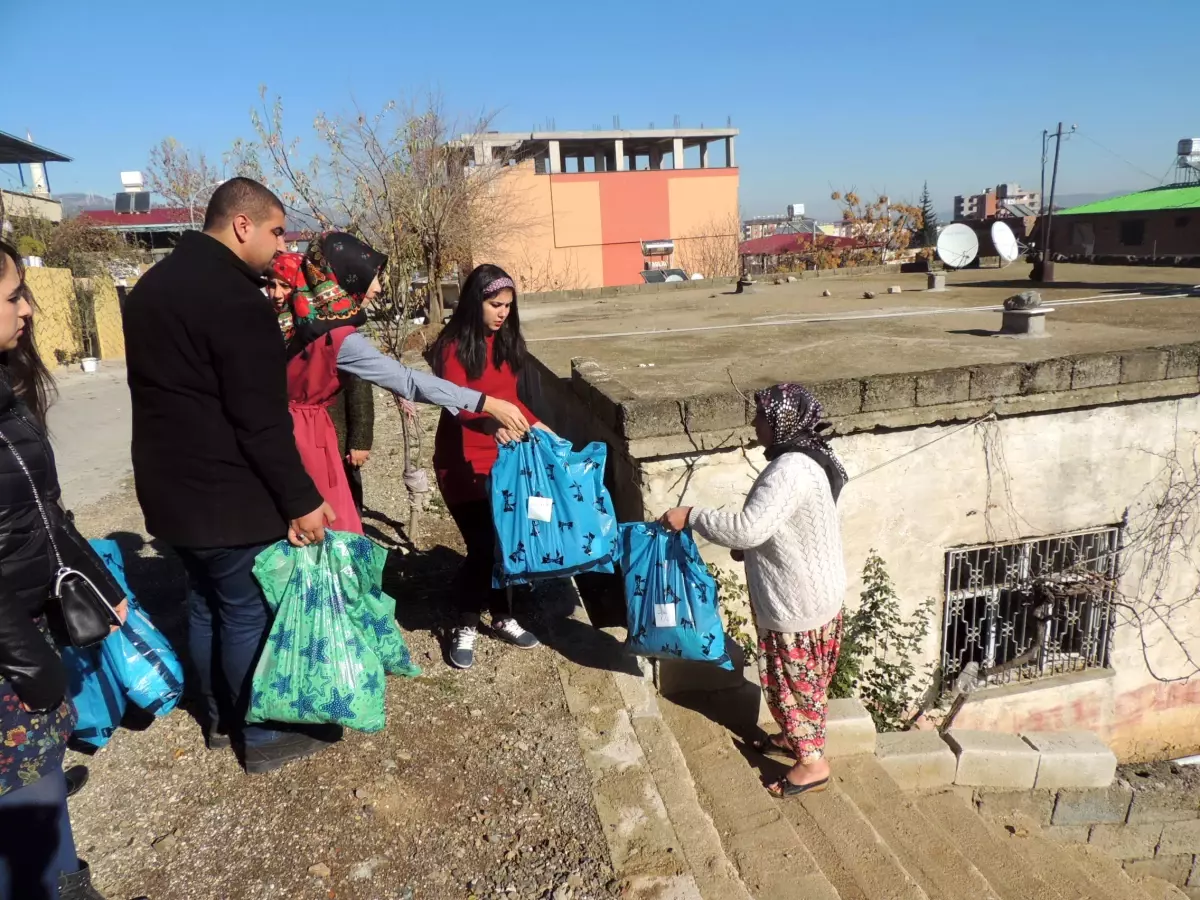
top-left (0, 368), bottom-right (124, 710)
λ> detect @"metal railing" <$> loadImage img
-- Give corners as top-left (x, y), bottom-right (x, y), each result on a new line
top-left (942, 527), bottom-right (1120, 690)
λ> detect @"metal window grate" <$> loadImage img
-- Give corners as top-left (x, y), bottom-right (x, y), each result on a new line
top-left (942, 527), bottom-right (1120, 690)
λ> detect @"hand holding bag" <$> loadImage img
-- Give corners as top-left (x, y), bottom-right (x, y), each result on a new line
top-left (0, 426), bottom-right (125, 647)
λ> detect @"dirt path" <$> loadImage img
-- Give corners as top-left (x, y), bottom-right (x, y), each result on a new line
top-left (66, 400), bottom-right (620, 900)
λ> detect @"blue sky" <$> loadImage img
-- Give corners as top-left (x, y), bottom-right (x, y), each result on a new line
top-left (5, 0), bottom-right (1194, 220)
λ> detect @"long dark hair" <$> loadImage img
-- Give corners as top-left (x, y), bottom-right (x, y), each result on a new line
top-left (0, 241), bottom-right (55, 424)
top-left (427, 263), bottom-right (527, 380)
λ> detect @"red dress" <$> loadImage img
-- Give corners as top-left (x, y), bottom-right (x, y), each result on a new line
top-left (286, 326), bottom-right (363, 534)
top-left (433, 337), bottom-right (538, 506)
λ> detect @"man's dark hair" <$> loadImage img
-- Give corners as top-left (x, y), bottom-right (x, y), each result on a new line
top-left (203, 177), bottom-right (285, 231)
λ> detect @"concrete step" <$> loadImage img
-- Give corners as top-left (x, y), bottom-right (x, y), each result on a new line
top-left (659, 695), bottom-right (840, 900)
top-left (916, 792), bottom-right (1069, 900)
top-left (783, 779), bottom-right (928, 900)
top-left (1001, 821), bottom-right (1142, 900)
top-left (834, 756), bottom-right (1000, 900)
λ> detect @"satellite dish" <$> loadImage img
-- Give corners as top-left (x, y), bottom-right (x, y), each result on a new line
top-left (936, 223), bottom-right (979, 269)
top-left (991, 221), bottom-right (1020, 265)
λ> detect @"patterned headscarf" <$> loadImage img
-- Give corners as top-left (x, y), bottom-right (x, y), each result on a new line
top-left (270, 232), bottom-right (387, 354)
top-left (755, 382), bottom-right (848, 502)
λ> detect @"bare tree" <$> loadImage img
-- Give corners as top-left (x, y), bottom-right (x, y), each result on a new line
top-left (146, 138), bottom-right (223, 229)
top-left (674, 213), bottom-right (741, 279)
top-left (512, 246), bottom-right (586, 294)
top-left (830, 190), bottom-right (922, 266)
top-left (231, 88), bottom-right (531, 539)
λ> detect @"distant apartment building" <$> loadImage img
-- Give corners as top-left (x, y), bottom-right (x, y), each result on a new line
top-left (954, 182), bottom-right (1041, 222)
top-left (461, 128), bottom-right (739, 290)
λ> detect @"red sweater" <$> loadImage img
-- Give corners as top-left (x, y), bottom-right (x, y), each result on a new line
top-left (433, 337), bottom-right (538, 505)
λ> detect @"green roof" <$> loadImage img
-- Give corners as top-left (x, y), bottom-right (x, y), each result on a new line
top-left (1057, 184), bottom-right (1200, 216)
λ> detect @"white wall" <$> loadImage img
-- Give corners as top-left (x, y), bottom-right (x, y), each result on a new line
top-left (639, 396), bottom-right (1200, 761)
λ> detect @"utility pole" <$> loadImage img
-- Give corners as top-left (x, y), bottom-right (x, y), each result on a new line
top-left (1038, 122), bottom-right (1073, 283)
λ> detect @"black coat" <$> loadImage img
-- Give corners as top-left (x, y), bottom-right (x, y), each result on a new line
top-left (0, 371), bottom-right (123, 710)
top-left (124, 232), bottom-right (323, 548)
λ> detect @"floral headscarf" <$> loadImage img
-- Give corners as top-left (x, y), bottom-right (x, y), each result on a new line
top-left (755, 382), bottom-right (848, 501)
top-left (270, 232), bottom-right (387, 354)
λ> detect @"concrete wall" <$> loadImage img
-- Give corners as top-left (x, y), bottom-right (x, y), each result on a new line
top-left (23, 267), bottom-right (125, 365)
top-left (1, 189), bottom-right (63, 223)
top-left (1053, 209), bottom-right (1200, 262)
top-left (633, 395), bottom-right (1200, 762)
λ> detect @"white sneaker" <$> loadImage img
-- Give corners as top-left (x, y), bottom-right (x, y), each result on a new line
top-left (449, 625), bottom-right (478, 669)
top-left (493, 618), bottom-right (540, 650)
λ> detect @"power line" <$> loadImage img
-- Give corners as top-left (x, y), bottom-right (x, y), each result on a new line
top-left (1075, 131), bottom-right (1164, 185)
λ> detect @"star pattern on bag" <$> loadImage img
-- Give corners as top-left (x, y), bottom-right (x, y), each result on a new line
top-left (321, 688), bottom-right (356, 721)
top-left (268, 626), bottom-right (294, 653)
top-left (299, 636), bottom-right (331, 667)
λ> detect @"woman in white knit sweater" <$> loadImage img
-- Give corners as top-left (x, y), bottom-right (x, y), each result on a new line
top-left (661, 382), bottom-right (847, 798)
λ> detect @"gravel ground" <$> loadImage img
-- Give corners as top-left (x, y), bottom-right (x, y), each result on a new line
top-left (65, 398), bottom-right (620, 900)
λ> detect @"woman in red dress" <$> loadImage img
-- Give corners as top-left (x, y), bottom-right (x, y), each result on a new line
top-left (266, 235), bottom-right (530, 536)
top-left (428, 264), bottom-right (547, 669)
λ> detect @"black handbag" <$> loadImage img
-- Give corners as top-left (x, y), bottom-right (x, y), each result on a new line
top-left (0, 426), bottom-right (124, 647)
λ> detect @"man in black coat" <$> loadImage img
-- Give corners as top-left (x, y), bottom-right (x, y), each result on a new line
top-left (123, 178), bottom-right (337, 774)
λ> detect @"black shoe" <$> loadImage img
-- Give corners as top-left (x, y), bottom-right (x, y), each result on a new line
top-left (492, 618), bottom-right (540, 649)
top-left (243, 731), bottom-right (337, 775)
top-left (65, 765), bottom-right (89, 798)
top-left (449, 625), bottom-right (478, 669)
top-left (204, 728), bottom-right (231, 751)
top-left (58, 859), bottom-right (106, 899)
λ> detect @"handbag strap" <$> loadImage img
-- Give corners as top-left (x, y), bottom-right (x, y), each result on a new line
top-left (0, 423), bottom-right (65, 569)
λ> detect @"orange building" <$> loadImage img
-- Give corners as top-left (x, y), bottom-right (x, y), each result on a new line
top-left (467, 129), bottom-right (739, 291)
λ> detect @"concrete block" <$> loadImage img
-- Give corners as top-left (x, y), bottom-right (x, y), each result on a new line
top-left (1089, 822), bottom-right (1165, 859)
top-left (1160, 820), bottom-right (1200, 857)
top-left (1121, 349), bottom-right (1170, 384)
top-left (945, 730), bottom-right (1039, 789)
top-left (975, 788), bottom-right (1056, 825)
top-left (823, 698), bottom-right (877, 757)
top-left (1022, 731), bottom-right (1118, 789)
top-left (683, 393), bottom-right (747, 434)
top-left (862, 374), bottom-right (916, 412)
top-left (619, 398), bottom-right (681, 440)
top-left (1053, 786), bottom-right (1134, 826)
top-left (1126, 856), bottom-right (1195, 888)
top-left (1045, 825), bottom-right (1092, 843)
top-left (1072, 353), bottom-right (1123, 389)
top-left (1128, 787), bottom-right (1200, 825)
top-left (1023, 357), bottom-right (1074, 394)
top-left (1165, 344), bottom-right (1200, 380)
top-left (874, 730), bottom-right (957, 790)
top-left (970, 363), bottom-right (1026, 400)
top-left (809, 378), bottom-right (863, 418)
top-left (916, 368), bottom-right (970, 407)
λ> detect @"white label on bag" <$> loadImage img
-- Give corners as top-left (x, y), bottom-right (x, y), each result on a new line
top-left (654, 604), bottom-right (677, 628)
top-left (528, 496), bottom-right (554, 522)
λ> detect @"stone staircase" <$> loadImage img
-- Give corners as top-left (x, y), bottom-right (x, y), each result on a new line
top-left (544, 584), bottom-right (1193, 900)
top-left (659, 693), bottom-right (1191, 900)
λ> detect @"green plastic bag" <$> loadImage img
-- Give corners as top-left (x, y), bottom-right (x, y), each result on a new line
top-left (248, 534), bottom-right (393, 733)
top-left (338, 533), bottom-right (421, 678)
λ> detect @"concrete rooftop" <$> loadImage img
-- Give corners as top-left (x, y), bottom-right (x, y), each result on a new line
top-left (522, 264), bottom-right (1200, 401)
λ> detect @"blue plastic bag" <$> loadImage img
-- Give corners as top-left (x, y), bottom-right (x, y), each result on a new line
top-left (62, 645), bottom-right (126, 749)
top-left (491, 430), bottom-right (616, 584)
top-left (88, 539), bottom-right (184, 716)
top-left (564, 442), bottom-right (617, 575)
top-left (618, 523), bottom-right (733, 669)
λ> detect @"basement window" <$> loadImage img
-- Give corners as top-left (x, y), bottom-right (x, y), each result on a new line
top-left (1119, 219), bottom-right (1146, 247)
top-left (941, 528), bottom-right (1120, 691)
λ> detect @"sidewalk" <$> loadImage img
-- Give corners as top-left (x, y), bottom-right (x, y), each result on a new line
top-left (47, 361), bottom-right (131, 508)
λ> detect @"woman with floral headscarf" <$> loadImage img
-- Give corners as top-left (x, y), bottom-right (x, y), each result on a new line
top-left (266, 233), bottom-right (530, 535)
top-left (660, 383), bottom-right (847, 798)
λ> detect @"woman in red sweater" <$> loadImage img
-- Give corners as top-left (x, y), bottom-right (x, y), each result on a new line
top-left (429, 264), bottom-right (545, 669)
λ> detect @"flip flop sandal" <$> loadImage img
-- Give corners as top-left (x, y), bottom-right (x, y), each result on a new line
top-left (751, 733), bottom-right (794, 756)
top-left (767, 777), bottom-right (829, 798)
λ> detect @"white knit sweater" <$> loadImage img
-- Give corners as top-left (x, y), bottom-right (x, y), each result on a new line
top-left (690, 453), bottom-right (845, 634)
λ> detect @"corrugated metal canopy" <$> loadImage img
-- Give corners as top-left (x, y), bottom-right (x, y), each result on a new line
top-left (0, 131), bottom-right (71, 165)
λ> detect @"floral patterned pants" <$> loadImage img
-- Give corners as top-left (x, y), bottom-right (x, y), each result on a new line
top-left (758, 614), bottom-right (843, 764)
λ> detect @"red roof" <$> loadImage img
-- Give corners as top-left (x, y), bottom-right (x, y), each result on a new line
top-left (79, 208), bottom-right (196, 227)
top-left (739, 232), bottom-right (856, 256)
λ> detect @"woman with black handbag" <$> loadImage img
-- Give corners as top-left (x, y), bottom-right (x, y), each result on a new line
top-left (0, 241), bottom-right (134, 900)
